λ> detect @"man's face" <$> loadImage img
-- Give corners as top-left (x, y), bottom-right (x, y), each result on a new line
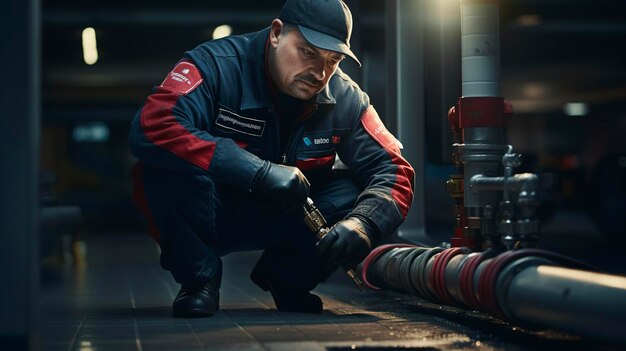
top-left (268, 20), bottom-right (344, 100)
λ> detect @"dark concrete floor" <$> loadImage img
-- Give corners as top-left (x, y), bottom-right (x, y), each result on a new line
top-left (39, 232), bottom-right (624, 351)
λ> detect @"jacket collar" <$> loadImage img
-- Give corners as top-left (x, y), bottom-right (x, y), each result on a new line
top-left (240, 27), bottom-right (336, 111)
top-left (312, 83), bottom-right (336, 105)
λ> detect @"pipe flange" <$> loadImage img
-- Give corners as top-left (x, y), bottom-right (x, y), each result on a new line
top-left (447, 252), bottom-right (479, 306)
top-left (411, 247), bottom-right (445, 302)
top-left (478, 250), bottom-right (519, 318)
top-left (361, 244), bottom-right (417, 290)
top-left (401, 247), bottom-right (429, 296)
top-left (430, 247), bottom-right (472, 307)
top-left (385, 248), bottom-right (415, 293)
top-left (458, 249), bottom-right (500, 309)
top-left (458, 143), bottom-right (508, 153)
top-left (495, 256), bottom-right (555, 323)
top-left (477, 248), bottom-right (594, 319)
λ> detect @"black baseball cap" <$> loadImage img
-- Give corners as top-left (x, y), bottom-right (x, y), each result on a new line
top-left (278, 0), bottom-right (361, 67)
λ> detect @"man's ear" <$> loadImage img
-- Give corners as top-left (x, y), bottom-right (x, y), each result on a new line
top-left (269, 19), bottom-right (283, 48)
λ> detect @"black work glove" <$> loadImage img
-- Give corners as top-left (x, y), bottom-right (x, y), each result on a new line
top-left (317, 217), bottom-right (376, 268)
top-left (251, 160), bottom-right (310, 213)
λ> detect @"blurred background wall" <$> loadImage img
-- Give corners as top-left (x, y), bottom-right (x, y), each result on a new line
top-left (2, 0), bottom-right (625, 348)
top-left (38, 0), bottom-right (626, 256)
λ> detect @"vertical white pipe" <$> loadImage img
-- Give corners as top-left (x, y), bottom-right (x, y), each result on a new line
top-left (461, 1), bottom-right (501, 97)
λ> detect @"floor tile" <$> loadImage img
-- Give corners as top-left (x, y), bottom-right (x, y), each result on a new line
top-left (38, 233), bottom-right (624, 351)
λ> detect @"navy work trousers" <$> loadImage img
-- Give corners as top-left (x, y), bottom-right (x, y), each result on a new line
top-left (133, 163), bottom-right (360, 291)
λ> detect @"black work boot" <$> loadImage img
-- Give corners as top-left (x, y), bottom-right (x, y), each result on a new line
top-left (250, 262), bottom-right (323, 313)
top-left (172, 269), bottom-right (221, 318)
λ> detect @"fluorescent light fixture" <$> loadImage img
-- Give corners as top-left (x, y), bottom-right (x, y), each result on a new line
top-left (515, 15), bottom-right (542, 26)
top-left (82, 27), bottom-right (98, 65)
top-left (522, 83), bottom-right (547, 98)
top-left (73, 122), bottom-right (109, 143)
top-left (212, 25), bottom-right (232, 40)
top-left (564, 102), bottom-right (589, 116)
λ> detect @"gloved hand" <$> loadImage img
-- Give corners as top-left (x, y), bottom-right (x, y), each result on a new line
top-left (317, 217), bottom-right (375, 268)
top-left (251, 160), bottom-right (310, 213)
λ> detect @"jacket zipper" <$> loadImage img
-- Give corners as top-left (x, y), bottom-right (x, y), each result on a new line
top-left (282, 104), bottom-right (318, 165)
top-left (269, 107), bottom-right (283, 164)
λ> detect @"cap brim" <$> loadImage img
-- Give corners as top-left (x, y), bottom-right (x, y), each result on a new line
top-left (297, 25), bottom-right (361, 67)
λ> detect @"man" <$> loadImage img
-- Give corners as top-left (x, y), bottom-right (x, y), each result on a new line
top-left (129, 0), bottom-right (414, 318)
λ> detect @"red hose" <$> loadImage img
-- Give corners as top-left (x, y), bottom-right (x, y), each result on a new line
top-left (458, 250), bottom-right (498, 309)
top-left (477, 250), bottom-right (517, 318)
top-left (477, 248), bottom-right (596, 319)
top-left (430, 247), bottom-right (469, 306)
top-left (360, 244), bottom-right (417, 290)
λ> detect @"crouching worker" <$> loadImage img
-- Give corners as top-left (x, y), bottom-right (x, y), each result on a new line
top-left (128, 0), bottom-right (414, 318)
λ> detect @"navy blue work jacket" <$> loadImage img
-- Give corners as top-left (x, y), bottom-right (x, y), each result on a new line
top-left (129, 27), bottom-right (415, 238)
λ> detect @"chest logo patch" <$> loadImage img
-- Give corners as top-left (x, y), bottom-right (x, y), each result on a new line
top-left (160, 61), bottom-right (203, 95)
top-left (215, 108), bottom-right (265, 137)
top-left (313, 137), bottom-right (330, 145)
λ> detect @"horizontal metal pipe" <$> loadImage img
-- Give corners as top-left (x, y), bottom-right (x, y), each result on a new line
top-left (361, 246), bottom-right (626, 342)
top-left (470, 173), bottom-right (539, 193)
top-left (445, 254), bottom-right (469, 305)
top-left (504, 265), bottom-right (626, 342)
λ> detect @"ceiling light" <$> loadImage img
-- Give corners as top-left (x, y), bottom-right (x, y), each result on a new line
top-left (515, 15), bottom-right (542, 26)
top-left (212, 25), bottom-right (232, 40)
top-left (522, 83), bottom-right (547, 98)
top-left (564, 102), bottom-right (588, 117)
top-left (82, 27), bottom-right (98, 65)
top-left (73, 122), bottom-right (109, 143)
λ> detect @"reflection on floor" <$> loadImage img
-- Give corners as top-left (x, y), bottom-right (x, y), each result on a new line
top-left (40, 232), bottom-right (623, 351)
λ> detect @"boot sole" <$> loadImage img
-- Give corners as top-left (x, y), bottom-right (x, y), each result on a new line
top-left (172, 308), bottom-right (216, 318)
top-left (250, 269), bottom-right (322, 313)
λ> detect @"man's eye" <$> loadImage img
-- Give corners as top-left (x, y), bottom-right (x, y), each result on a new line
top-left (302, 48), bottom-right (314, 57)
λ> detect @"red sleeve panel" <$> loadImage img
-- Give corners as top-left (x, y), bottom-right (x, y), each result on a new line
top-left (360, 106), bottom-right (415, 218)
top-left (139, 86), bottom-right (216, 171)
top-left (128, 58), bottom-right (266, 190)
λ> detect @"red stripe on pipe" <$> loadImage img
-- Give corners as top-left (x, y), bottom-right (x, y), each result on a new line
top-left (458, 254), bottom-right (480, 308)
top-left (429, 250), bottom-right (447, 304)
top-left (477, 249), bottom-right (596, 320)
top-left (360, 244), bottom-right (418, 290)
top-left (458, 250), bottom-right (497, 310)
top-left (478, 251), bottom-right (515, 318)
top-left (432, 247), bottom-right (471, 307)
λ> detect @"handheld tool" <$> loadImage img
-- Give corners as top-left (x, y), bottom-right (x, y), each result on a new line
top-left (303, 197), bottom-right (365, 290)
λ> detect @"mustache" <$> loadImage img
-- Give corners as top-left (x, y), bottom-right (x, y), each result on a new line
top-left (295, 74), bottom-right (322, 87)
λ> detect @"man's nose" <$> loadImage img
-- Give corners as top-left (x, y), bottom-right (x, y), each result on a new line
top-left (310, 60), bottom-right (325, 81)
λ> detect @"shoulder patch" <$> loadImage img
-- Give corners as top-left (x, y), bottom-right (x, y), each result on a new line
top-left (361, 106), bottom-right (402, 154)
top-left (160, 61), bottom-right (204, 95)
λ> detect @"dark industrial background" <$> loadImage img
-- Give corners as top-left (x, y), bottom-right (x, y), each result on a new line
top-left (2, 0), bottom-right (626, 349)
top-left (39, 0), bottom-right (626, 238)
